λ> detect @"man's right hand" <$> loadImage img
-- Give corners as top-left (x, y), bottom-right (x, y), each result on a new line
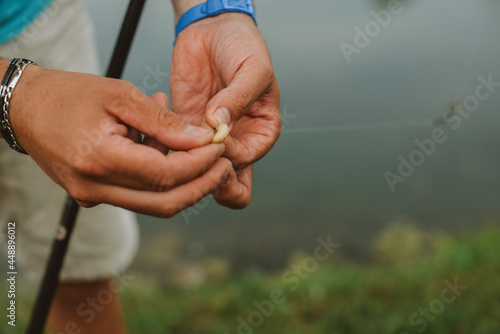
top-left (6, 64), bottom-right (233, 218)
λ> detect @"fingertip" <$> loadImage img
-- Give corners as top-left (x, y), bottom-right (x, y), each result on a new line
top-left (206, 106), bottom-right (231, 128)
top-left (200, 143), bottom-right (226, 158)
top-left (213, 164), bottom-right (253, 209)
top-left (214, 107), bottom-right (232, 125)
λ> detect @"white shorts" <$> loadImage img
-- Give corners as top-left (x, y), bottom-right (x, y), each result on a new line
top-left (0, 0), bottom-right (139, 282)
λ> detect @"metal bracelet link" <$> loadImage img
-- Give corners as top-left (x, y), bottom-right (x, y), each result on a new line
top-left (0, 58), bottom-right (38, 155)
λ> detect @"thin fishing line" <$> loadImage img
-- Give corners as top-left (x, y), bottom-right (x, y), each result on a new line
top-left (284, 3), bottom-right (487, 136)
top-left (283, 118), bottom-right (434, 135)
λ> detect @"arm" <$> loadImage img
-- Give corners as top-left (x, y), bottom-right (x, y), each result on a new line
top-left (168, 0), bottom-right (281, 208)
top-left (0, 56), bottom-right (232, 217)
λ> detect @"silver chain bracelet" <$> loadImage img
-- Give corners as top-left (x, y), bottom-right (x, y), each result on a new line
top-left (0, 58), bottom-right (38, 155)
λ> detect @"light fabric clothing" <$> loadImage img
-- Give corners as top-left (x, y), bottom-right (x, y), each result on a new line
top-left (0, 0), bottom-right (55, 45)
top-left (0, 0), bottom-right (139, 282)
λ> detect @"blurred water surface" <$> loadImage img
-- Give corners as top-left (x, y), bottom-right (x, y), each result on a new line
top-left (85, 0), bottom-right (500, 271)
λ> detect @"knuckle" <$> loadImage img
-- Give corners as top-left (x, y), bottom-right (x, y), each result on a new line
top-left (115, 79), bottom-right (138, 97)
top-left (148, 173), bottom-right (177, 192)
top-left (157, 206), bottom-right (179, 219)
top-left (67, 184), bottom-right (93, 205)
top-left (72, 157), bottom-right (105, 178)
top-left (156, 107), bottom-right (183, 129)
top-left (232, 91), bottom-right (253, 115)
top-left (108, 80), bottom-right (142, 114)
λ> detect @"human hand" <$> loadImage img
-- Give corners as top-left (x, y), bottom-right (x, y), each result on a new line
top-left (170, 12), bottom-right (281, 209)
top-left (7, 64), bottom-right (233, 218)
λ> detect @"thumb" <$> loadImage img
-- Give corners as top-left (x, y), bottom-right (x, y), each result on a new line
top-left (204, 64), bottom-right (273, 129)
top-left (110, 87), bottom-right (214, 150)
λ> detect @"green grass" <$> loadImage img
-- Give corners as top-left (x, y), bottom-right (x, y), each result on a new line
top-left (120, 225), bottom-right (500, 334)
top-left (5, 225), bottom-right (500, 334)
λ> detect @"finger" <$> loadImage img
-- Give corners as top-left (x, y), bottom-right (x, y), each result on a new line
top-left (79, 158), bottom-right (233, 218)
top-left (109, 82), bottom-right (214, 150)
top-left (213, 164), bottom-right (253, 209)
top-left (219, 78), bottom-right (281, 168)
top-left (143, 92), bottom-right (171, 154)
top-left (95, 135), bottom-right (225, 191)
top-left (126, 128), bottom-right (142, 143)
top-left (143, 136), bottom-right (169, 155)
top-left (204, 59), bottom-right (275, 129)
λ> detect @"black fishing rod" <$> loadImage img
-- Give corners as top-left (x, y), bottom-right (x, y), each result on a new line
top-left (26, 0), bottom-right (147, 332)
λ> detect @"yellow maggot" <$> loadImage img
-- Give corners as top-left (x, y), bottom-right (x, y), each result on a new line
top-left (212, 124), bottom-right (230, 143)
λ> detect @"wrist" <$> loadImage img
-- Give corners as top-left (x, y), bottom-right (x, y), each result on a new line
top-left (174, 0), bottom-right (256, 41)
top-left (173, 0), bottom-right (205, 23)
top-left (1, 59), bottom-right (43, 150)
top-left (9, 62), bottom-right (43, 115)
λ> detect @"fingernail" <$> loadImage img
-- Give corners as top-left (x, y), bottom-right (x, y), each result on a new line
top-left (185, 124), bottom-right (212, 137)
top-left (214, 107), bottom-right (231, 125)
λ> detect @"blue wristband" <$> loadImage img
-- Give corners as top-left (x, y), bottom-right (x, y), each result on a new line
top-left (175, 0), bottom-right (257, 42)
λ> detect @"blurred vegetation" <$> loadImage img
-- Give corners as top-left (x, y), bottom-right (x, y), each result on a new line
top-left (5, 223), bottom-right (500, 334)
top-left (372, 216), bottom-right (427, 265)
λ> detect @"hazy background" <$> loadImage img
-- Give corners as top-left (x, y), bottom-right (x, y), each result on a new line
top-left (1, 0), bottom-right (500, 333)
top-left (84, 0), bottom-right (500, 273)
